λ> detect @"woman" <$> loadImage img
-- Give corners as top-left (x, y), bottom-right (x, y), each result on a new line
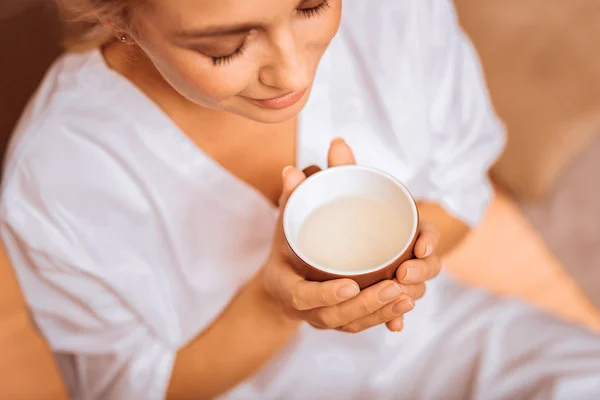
top-left (2, 0), bottom-right (599, 399)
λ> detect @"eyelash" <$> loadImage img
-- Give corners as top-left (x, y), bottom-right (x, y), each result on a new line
top-left (212, 42), bottom-right (247, 66)
top-left (297, 0), bottom-right (331, 18)
top-left (211, 0), bottom-right (331, 66)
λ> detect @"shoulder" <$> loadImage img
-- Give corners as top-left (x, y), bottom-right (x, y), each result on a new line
top-left (333, 0), bottom-right (464, 101)
top-left (337, 0), bottom-right (464, 82)
top-left (3, 49), bottom-right (148, 212)
top-left (1, 99), bottom-right (153, 261)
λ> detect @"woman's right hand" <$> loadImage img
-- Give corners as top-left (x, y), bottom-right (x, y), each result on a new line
top-left (261, 139), bottom-right (415, 334)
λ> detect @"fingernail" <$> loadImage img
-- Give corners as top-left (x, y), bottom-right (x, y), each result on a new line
top-left (378, 283), bottom-right (403, 303)
top-left (332, 137), bottom-right (346, 145)
top-left (337, 283), bottom-right (360, 300)
top-left (403, 267), bottom-right (420, 283)
top-left (392, 299), bottom-right (415, 316)
top-left (282, 166), bottom-right (293, 179)
top-left (423, 243), bottom-right (433, 258)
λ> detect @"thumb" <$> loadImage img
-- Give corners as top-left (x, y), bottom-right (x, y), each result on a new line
top-left (278, 166), bottom-right (306, 209)
top-left (328, 138), bottom-right (356, 167)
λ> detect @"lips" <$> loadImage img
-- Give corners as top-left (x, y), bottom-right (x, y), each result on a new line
top-left (249, 88), bottom-right (308, 110)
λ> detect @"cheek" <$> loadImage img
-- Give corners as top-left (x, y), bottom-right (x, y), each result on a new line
top-left (313, 2), bottom-right (342, 45)
top-left (303, 4), bottom-right (342, 59)
top-left (147, 47), bottom-right (255, 103)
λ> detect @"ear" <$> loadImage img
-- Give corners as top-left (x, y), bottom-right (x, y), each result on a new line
top-left (97, 15), bottom-right (128, 38)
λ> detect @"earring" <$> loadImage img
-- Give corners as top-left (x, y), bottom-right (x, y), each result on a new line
top-left (119, 35), bottom-right (128, 43)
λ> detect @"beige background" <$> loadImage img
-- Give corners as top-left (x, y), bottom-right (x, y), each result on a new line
top-left (454, 0), bottom-right (600, 306)
top-left (456, 0), bottom-right (600, 200)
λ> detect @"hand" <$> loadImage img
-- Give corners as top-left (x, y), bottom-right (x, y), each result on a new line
top-left (384, 220), bottom-right (442, 332)
top-left (261, 139), bottom-right (415, 334)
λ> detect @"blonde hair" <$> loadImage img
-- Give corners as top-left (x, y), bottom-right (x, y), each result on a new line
top-left (56, 0), bottom-right (147, 52)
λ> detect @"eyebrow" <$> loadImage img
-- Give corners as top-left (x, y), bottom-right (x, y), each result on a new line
top-left (176, 23), bottom-right (260, 38)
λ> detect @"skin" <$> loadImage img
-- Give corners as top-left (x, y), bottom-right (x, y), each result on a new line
top-left (99, 0), bottom-right (470, 398)
top-left (0, 244), bottom-right (69, 400)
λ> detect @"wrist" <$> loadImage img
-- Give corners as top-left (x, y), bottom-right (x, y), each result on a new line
top-left (253, 272), bottom-right (301, 329)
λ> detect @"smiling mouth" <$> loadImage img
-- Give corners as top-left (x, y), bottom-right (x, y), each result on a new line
top-left (248, 89), bottom-right (308, 110)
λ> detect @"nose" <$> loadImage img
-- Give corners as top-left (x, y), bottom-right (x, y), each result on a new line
top-left (259, 27), bottom-right (311, 92)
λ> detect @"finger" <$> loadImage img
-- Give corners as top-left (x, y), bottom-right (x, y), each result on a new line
top-left (278, 166), bottom-right (306, 209)
top-left (396, 256), bottom-right (442, 284)
top-left (327, 138), bottom-right (356, 167)
top-left (413, 220), bottom-right (440, 259)
top-left (263, 255), bottom-right (360, 311)
top-left (309, 280), bottom-right (407, 329)
top-left (289, 276), bottom-right (361, 311)
top-left (386, 316), bottom-right (404, 332)
top-left (403, 283), bottom-right (426, 301)
top-left (339, 297), bottom-right (414, 334)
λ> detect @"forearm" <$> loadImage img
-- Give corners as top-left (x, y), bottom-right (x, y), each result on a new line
top-left (417, 202), bottom-right (469, 256)
top-left (0, 246), bottom-right (69, 400)
top-left (167, 273), bottom-right (301, 400)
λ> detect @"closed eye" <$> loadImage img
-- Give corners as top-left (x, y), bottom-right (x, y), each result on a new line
top-left (211, 0), bottom-right (332, 66)
top-left (297, 0), bottom-right (331, 18)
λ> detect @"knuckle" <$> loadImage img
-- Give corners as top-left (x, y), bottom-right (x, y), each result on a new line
top-left (290, 287), bottom-right (303, 310)
top-left (428, 257), bottom-right (442, 278)
top-left (358, 296), bottom-right (374, 315)
top-left (309, 321), bottom-right (327, 330)
top-left (339, 323), bottom-right (362, 334)
top-left (379, 305), bottom-right (396, 322)
top-left (362, 290), bottom-right (384, 314)
top-left (316, 309), bottom-right (337, 329)
top-left (317, 287), bottom-right (332, 306)
top-left (414, 284), bottom-right (426, 300)
top-left (420, 220), bottom-right (432, 234)
top-left (418, 261), bottom-right (430, 280)
top-left (425, 221), bottom-right (437, 233)
top-left (424, 224), bottom-right (436, 236)
top-left (262, 272), bottom-right (276, 295)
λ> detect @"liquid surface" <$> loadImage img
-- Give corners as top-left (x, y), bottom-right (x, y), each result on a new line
top-left (297, 197), bottom-right (412, 271)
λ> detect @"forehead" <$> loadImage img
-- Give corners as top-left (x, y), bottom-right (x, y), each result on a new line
top-left (147, 0), bottom-right (303, 30)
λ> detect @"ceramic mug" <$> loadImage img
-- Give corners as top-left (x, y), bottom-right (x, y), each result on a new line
top-left (283, 165), bottom-right (419, 289)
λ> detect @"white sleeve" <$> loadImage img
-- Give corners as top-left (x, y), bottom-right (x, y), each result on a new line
top-left (421, 0), bottom-right (506, 226)
top-left (1, 137), bottom-right (176, 400)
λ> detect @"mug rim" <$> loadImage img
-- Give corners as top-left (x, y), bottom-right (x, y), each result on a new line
top-left (283, 165), bottom-right (419, 277)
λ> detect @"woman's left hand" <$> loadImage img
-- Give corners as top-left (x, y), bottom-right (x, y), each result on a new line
top-left (386, 220), bottom-right (442, 332)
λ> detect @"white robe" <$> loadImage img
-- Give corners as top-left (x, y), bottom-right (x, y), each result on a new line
top-left (2, 0), bottom-right (599, 399)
